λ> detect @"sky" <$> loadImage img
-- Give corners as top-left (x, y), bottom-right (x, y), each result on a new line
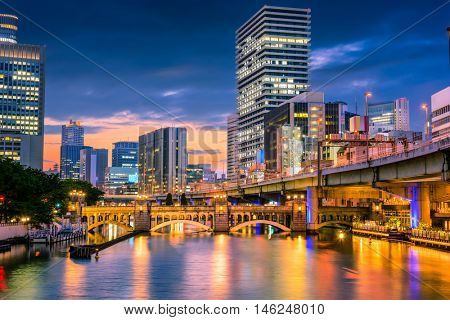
top-left (0, 0), bottom-right (449, 171)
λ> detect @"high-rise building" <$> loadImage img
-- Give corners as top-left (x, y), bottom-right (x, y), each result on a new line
top-left (139, 127), bottom-right (187, 195)
top-left (62, 120), bottom-right (84, 146)
top-left (60, 145), bottom-right (91, 180)
top-left (226, 114), bottom-right (239, 182)
top-left (431, 86), bottom-right (450, 140)
top-left (264, 92), bottom-right (346, 174)
top-left (80, 148), bottom-right (108, 189)
top-left (186, 164), bottom-right (215, 184)
top-left (0, 14), bottom-right (45, 169)
top-left (104, 167), bottom-right (138, 195)
top-left (59, 120), bottom-right (88, 179)
top-left (368, 98), bottom-right (410, 135)
top-left (112, 141), bottom-right (138, 168)
top-left (0, 129), bottom-right (43, 168)
top-left (236, 6), bottom-right (311, 169)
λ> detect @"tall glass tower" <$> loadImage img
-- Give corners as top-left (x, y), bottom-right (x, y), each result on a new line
top-left (236, 6), bottom-right (310, 169)
top-left (0, 13), bottom-right (46, 169)
top-left (112, 141), bottom-right (138, 168)
top-left (62, 120), bottom-right (84, 146)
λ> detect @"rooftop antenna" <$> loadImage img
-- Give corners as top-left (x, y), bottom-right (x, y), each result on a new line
top-left (355, 97), bottom-right (358, 115)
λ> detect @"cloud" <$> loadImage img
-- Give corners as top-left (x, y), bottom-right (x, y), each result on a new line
top-left (351, 79), bottom-right (374, 88)
top-left (43, 110), bottom-right (227, 172)
top-left (310, 41), bottom-right (366, 70)
top-left (162, 89), bottom-right (185, 97)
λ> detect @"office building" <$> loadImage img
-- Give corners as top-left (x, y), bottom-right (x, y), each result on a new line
top-left (59, 120), bottom-right (88, 179)
top-left (186, 164), bottom-right (215, 184)
top-left (80, 148), bottom-right (108, 189)
top-left (368, 98), bottom-right (410, 135)
top-left (60, 145), bottom-right (90, 180)
top-left (344, 111), bottom-right (358, 131)
top-left (112, 141), bottom-right (138, 168)
top-left (236, 6), bottom-right (311, 169)
top-left (0, 14), bottom-right (45, 169)
top-left (431, 86), bottom-right (450, 140)
top-left (226, 114), bottom-right (239, 182)
top-left (139, 127), bottom-right (187, 195)
top-left (62, 120), bottom-right (84, 146)
top-left (264, 92), bottom-right (346, 174)
top-left (104, 167), bottom-right (138, 195)
top-left (0, 129), bottom-right (43, 168)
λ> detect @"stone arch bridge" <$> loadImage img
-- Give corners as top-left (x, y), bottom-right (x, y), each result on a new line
top-left (82, 201), bottom-right (367, 233)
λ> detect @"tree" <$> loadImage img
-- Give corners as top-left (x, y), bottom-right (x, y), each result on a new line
top-left (0, 159), bottom-right (103, 224)
top-left (180, 193), bottom-right (188, 206)
top-left (0, 159), bottom-right (67, 224)
top-left (60, 179), bottom-right (104, 206)
top-left (165, 193), bottom-right (173, 206)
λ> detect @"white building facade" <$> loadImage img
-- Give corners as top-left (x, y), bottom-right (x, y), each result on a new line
top-left (431, 86), bottom-right (450, 140)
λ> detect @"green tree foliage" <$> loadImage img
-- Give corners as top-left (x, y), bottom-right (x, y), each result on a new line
top-left (0, 159), bottom-right (66, 224)
top-left (180, 193), bottom-right (188, 206)
top-left (60, 179), bottom-right (104, 206)
top-left (0, 159), bottom-right (104, 224)
top-left (165, 193), bottom-right (173, 206)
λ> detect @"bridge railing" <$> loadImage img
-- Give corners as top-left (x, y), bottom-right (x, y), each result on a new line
top-left (352, 222), bottom-right (389, 233)
top-left (411, 229), bottom-right (450, 242)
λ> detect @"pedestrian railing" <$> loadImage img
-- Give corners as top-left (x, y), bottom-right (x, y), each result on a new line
top-left (352, 223), bottom-right (389, 233)
top-left (411, 229), bottom-right (450, 243)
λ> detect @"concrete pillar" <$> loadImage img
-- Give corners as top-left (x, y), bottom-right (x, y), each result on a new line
top-left (410, 183), bottom-right (431, 228)
top-left (213, 202), bottom-right (229, 232)
top-left (306, 186), bottom-right (320, 232)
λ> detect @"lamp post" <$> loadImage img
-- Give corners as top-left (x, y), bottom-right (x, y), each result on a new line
top-left (421, 103), bottom-right (429, 141)
top-left (364, 91), bottom-right (372, 162)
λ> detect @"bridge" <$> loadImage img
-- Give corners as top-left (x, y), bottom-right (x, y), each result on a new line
top-left (93, 136), bottom-right (450, 232)
top-left (83, 199), bottom-right (372, 233)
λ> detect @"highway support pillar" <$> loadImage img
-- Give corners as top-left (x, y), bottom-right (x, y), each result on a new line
top-left (410, 183), bottom-right (431, 228)
top-left (306, 186), bottom-right (320, 233)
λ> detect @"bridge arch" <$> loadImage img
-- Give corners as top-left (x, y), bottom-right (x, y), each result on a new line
top-left (316, 220), bottom-right (353, 229)
top-left (230, 219), bottom-right (291, 232)
top-left (150, 219), bottom-right (212, 232)
top-left (87, 219), bottom-right (131, 232)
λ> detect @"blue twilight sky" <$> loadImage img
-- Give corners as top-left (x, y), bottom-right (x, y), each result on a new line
top-left (0, 0), bottom-right (449, 135)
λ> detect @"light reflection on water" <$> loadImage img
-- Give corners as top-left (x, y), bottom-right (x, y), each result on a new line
top-left (1, 227), bottom-right (450, 299)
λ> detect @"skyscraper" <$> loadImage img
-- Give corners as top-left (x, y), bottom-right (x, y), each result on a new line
top-left (59, 120), bottom-right (87, 179)
top-left (0, 14), bottom-right (45, 169)
top-left (236, 6), bottom-right (311, 170)
top-left (79, 148), bottom-right (108, 189)
top-left (226, 114), bottom-right (239, 182)
top-left (139, 127), bottom-right (187, 195)
top-left (368, 98), bottom-right (410, 134)
top-left (62, 120), bottom-right (84, 146)
top-left (264, 92), bottom-right (346, 174)
top-left (112, 141), bottom-right (138, 168)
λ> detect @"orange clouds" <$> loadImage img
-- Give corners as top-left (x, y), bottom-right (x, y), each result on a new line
top-left (43, 112), bottom-right (227, 173)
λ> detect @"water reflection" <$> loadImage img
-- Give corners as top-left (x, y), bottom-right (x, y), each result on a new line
top-left (1, 228), bottom-right (450, 299)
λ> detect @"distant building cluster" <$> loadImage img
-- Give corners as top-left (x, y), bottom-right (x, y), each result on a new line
top-left (226, 6), bottom-right (449, 184)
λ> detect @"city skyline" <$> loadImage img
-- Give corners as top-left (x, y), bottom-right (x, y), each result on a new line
top-left (0, 1), bottom-right (447, 171)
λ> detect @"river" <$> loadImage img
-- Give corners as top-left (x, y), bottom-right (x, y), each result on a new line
top-left (1, 227), bottom-right (450, 299)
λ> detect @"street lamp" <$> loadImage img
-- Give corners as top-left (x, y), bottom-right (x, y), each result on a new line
top-left (421, 103), bottom-right (429, 141)
top-left (364, 91), bottom-right (372, 162)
